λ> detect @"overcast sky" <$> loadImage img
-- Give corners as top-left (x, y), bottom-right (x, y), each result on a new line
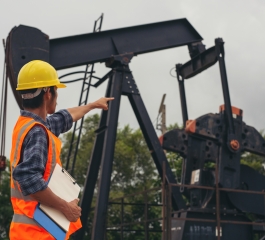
top-left (1, 0), bottom-right (265, 157)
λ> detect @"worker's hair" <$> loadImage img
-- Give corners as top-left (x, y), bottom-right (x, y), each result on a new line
top-left (19, 86), bottom-right (56, 109)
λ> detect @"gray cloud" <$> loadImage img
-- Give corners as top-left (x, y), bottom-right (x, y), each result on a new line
top-left (1, 0), bottom-right (265, 156)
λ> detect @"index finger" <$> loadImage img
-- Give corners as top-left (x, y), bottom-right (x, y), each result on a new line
top-left (73, 198), bottom-right (79, 204)
top-left (106, 97), bottom-right (115, 101)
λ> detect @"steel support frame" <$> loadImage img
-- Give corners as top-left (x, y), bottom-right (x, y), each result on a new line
top-left (177, 38), bottom-right (234, 140)
top-left (215, 38), bottom-right (236, 141)
top-left (175, 38), bottom-right (243, 189)
top-left (6, 18), bottom-right (203, 109)
top-left (176, 63), bottom-right (188, 127)
top-left (91, 67), bottom-right (123, 240)
top-left (74, 58), bottom-right (186, 240)
top-left (74, 69), bottom-right (117, 239)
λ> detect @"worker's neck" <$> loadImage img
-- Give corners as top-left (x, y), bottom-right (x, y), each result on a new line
top-left (24, 106), bottom-right (47, 121)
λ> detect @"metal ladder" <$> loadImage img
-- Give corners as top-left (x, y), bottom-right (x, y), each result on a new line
top-left (64, 14), bottom-right (104, 176)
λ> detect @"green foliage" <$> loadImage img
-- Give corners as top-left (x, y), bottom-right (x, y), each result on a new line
top-left (241, 153), bottom-right (265, 175)
top-left (240, 130), bottom-right (265, 175)
top-left (60, 114), bottom-right (100, 185)
top-left (113, 126), bottom-right (157, 192)
top-left (60, 114), bottom-right (160, 191)
top-left (167, 122), bottom-right (182, 131)
top-left (61, 114), bottom-right (162, 239)
top-left (0, 160), bottom-right (12, 240)
top-left (239, 130), bottom-right (265, 239)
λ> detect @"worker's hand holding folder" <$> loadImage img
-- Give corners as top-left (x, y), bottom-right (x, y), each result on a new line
top-left (33, 163), bottom-right (81, 239)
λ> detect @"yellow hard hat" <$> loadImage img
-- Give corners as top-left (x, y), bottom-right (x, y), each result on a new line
top-left (16, 60), bottom-right (66, 90)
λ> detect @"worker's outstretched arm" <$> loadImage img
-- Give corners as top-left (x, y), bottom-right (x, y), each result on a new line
top-left (31, 187), bottom-right (81, 222)
top-left (67, 97), bottom-right (114, 122)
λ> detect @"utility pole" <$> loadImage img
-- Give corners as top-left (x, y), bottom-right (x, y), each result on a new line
top-left (156, 94), bottom-right (167, 135)
top-left (0, 39), bottom-right (7, 184)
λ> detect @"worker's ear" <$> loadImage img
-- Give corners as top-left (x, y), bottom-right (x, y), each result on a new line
top-left (43, 87), bottom-right (51, 100)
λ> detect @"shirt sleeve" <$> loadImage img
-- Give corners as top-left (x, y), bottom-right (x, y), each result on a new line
top-left (12, 126), bottom-right (48, 196)
top-left (46, 109), bottom-right (73, 137)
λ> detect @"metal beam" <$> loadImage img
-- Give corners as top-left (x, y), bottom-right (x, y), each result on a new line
top-left (90, 68), bottom-right (123, 240)
top-left (178, 45), bottom-right (218, 79)
top-left (49, 18), bottom-right (202, 69)
top-left (77, 75), bottom-right (111, 229)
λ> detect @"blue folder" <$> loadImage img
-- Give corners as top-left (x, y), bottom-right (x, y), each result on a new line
top-left (33, 204), bottom-right (66, 240)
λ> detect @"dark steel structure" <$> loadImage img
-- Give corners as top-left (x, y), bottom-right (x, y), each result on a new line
top-left (160, 38), bottom-right (265, 239)
top-left (5, 17), bottom-right (265, 240)
top-left (5, 18), bottom-right (203, 240)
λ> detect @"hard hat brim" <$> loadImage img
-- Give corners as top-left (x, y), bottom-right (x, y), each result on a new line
top-left (56, 83), bottom-right (67, 88)
top-left (16, 81), bottom-right (66, 90)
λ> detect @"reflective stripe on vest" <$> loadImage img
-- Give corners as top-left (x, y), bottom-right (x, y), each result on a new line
top-left (12, 213), bottom-right (40, 227)
top-left (11, 188), bottom-right (33, 201)
top-left (50, 135), bottom-right (56, 171)
top-left (12, 119), bottom-right (35, 169)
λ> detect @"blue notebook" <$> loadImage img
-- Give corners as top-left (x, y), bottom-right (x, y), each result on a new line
top-left (34, 204), bottom-right (66, 240)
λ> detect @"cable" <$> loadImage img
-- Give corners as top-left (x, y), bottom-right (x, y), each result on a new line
top-left (59, 71), bottom-right (94, 84)
top-left (169, 66), bottom-right (177, 78)
top-left (152, 115), bottom-right (158, 126)
top-left (60, 77), bottom-right (89, 84)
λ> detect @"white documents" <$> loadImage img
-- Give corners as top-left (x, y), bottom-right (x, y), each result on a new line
top-left (39, 163), bottom-right (81, 231)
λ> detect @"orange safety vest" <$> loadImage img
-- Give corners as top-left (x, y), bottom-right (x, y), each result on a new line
top-left (9, 116), bottom-right (82, 240)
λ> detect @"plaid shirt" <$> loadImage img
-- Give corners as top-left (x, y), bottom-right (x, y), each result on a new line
top-left (12, 109), bottom-right (73, 196)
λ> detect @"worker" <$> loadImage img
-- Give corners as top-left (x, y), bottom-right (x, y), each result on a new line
top-left (9, 60), bottom-right (114, 240)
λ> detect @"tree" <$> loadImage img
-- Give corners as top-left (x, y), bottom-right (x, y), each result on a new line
top-left (60, 114), bottom-right (160, 192)
top-left (0, 160), bottom-right (12, 240)
top-left (60, 114), bottom-right (162, 239)
top-left (240, 130), bottom-right (265, 174)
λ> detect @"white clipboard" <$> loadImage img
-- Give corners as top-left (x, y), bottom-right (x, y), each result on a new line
top-left (39, 163), bottom-right (81, 231)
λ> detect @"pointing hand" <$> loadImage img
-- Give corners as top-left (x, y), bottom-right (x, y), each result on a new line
top-left (92, 97), bottom-right (114, 110)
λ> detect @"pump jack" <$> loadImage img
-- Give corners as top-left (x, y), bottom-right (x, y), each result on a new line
top-left (5, 18), bottom-right (265, 239)
top-left (160, 38), bottom-right (265, 239)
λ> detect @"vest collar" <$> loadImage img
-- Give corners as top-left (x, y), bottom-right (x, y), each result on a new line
top-left (20, 110), bottom-right (48, 128)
